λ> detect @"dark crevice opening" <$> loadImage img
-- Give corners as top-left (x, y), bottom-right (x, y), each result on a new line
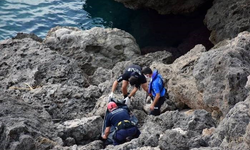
top-left (84, 0), bottom-right (214, 59)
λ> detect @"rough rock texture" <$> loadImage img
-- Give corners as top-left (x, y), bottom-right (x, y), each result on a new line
top-left (114, 0), bottom-right (212, 14)
top-left (1, 27), bottom-right (250, 150)
top-left (193, 32), bottom-right (250, 118)
top-left (160, 44), bottom-right (207, 109)
top-left (206, 97), bottom-right (250, 150)
top-left (205, 0), bottom-right (250, 44)
top-left (44, 26), bottom-right (140, 75)
top-left (244, 123), bottom-right (250, 148)
top-left (0, 27), bottom-right (142, 149)
top-left (0, 37), bottom-right (101, 121)
top-left (102, 109), bottom-right (216, 150)
top-left (0, 92), bottom-right (58, 150)
top-left (148, 32), bottom-right (250, 119)
top-left (56, 116), bottom-right (103, 145)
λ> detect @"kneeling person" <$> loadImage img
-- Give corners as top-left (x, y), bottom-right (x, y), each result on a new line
top-left (102, 102), bottom-right (140, 145)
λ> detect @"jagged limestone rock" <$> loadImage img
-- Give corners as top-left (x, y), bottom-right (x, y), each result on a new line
top-left (205, 0), bottom-right (250, 44)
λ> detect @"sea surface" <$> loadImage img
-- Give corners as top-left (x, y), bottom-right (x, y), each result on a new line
top-left (0, 0), bottom-right (99, 40)
top-left (0, 0), bottom-right (210, 49)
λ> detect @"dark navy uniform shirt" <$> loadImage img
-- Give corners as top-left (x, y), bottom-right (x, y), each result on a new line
top-left (117, 65), bottom-right (147, 88)
top-left (105, 108), bottom-right (131, 127)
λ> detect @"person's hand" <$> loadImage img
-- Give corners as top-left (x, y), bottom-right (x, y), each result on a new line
top-left (102, 134), bottom-right (107, 139)
top-left (124, 97), bottom-right (130, 105)
top-left (150, 104), bottom-right (155, 111)
top-left (109, 92), bottom-right (114, 99)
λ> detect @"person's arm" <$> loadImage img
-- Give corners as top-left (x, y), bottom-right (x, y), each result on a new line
top-left (141, 83), bottom-right (148, 93)
top-left (128, 87), bottom-right (138, 98)
top-left (150, 93), bottom-right (160, 111)
top-left (102, 127), bottom-right (111, 139)
top-left (111, 80), bottom-right (118, 92)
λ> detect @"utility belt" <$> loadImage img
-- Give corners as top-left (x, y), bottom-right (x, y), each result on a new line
top-left (115, 120), bottom-right (135, 131)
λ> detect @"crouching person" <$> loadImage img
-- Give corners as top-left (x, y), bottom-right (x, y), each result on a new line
top-left (142, 67), bottom-right (167, 116)
top-left (102, 102), bottom-right (140, 145)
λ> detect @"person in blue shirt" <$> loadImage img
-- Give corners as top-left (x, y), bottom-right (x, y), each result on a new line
top-left (142, 67), bottom-right (166, 116)
top-left (102, 102), bottom-right (140, 145)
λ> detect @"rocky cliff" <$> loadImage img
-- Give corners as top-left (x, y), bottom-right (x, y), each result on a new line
top-left (114, 0), bottom-right (212, 14)
top-left (0, 26), bottom-right (250, 150)
top-left (114, 0), bottom-right (250, 46)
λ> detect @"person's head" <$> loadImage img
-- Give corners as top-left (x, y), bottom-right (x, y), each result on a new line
top-left (129, 76), bottom-right (139, 86)
top-left (107, 102), bottom-right (118, 112)
top-left (142, 67), bottom-right (152, 78)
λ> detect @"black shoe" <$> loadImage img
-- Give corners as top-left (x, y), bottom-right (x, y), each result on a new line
top-left (123, 93), bottom-right (130, 99)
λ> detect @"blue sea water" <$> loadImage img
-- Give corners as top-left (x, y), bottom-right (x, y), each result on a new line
top-left (0, 0), bottom-right (211, 50)
top-left (0, 0), bottom-right (107, 40)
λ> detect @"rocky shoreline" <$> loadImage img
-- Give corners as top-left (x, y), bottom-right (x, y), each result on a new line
top-left (0, 25), bottom-right (250, 150)
top-left (1, 1), bottom-right (250, 149)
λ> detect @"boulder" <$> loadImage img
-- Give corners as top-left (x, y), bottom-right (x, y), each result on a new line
top-left (151, 45), bottom-right (207, 110)
top-left (136, 109), bottom-right (216, 148)
top-left (193, 32), bottom-right (250, 117)
top-left (206, 97), bottom-right (250, 149)
top-left (44, 26), bottom-right (141, 75)
top-left (0, 38), bottom-right (89, 91)
top-left (149, 32), bottom-right (250, 119)
top-left (0, 93), bottom-right (58, 150)
top-left (205, 0), bottom-right (250, 44)
top-left (56, 116), bottom-right (103, 145)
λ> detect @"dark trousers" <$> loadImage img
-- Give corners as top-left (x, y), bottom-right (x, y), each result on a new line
top-left (150, 96), bottom-right (165, 116)
top-left (113, 126), bottom-right (140, 145)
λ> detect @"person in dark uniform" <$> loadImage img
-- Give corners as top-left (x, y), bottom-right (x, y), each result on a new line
top-left (109, 64), bottom-right (148, 103)
top-left (102, 102), bottom-right (140, 145)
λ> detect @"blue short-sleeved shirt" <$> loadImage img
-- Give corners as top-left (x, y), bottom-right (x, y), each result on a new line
top-left (151, 74), bottom-right (165, 97)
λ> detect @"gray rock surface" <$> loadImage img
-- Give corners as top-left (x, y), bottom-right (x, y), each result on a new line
top-left (0, 27), bottom-right (140, 149)
top-left (1, 26), bottom-right (250, 150)
top-left (44, 26), bottom-right (140, 75)
top-left (114, 0), bottom-right (211, 14)
top-left (160, 44), bottom-right (207, 110)
top-left (0, 92), bottom-right (58, 150)
top-left (193, 32), bottom-right (250, 117)
top-left (56, 116), bottom-right (103, 145)
top-left (205, 0), bottom-right (250, 44)
top-left (207, 97), bottom-right (250, 150)
top-left (148, 32), bottom-right (250, 119)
